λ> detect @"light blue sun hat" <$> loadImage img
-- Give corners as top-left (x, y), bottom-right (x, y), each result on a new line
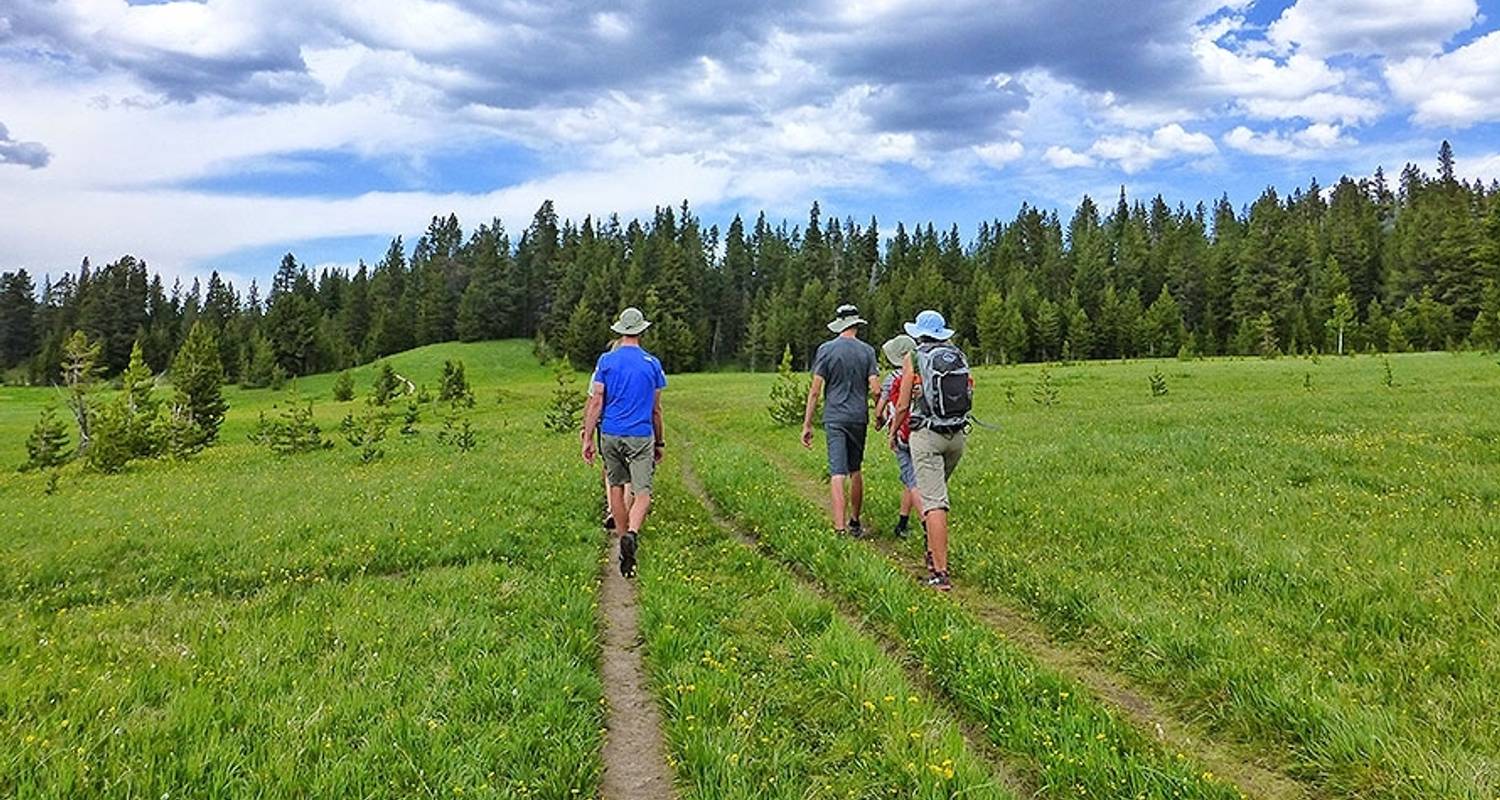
top-left (903, 309), bottom-right (954, 341)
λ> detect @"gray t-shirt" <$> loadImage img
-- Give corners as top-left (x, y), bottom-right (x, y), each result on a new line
top-left (812, 335), bottom-right (878, 425)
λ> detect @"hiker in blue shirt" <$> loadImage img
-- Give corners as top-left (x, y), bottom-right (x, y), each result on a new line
top-left (582, 307), bottom-right (667, 577)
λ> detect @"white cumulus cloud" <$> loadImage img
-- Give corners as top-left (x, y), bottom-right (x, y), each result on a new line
top-left (973, 140), bottom-right (1025, 168)
top-left (1044, 145), bottom-right (1095, 169)
top-left (1223, 123), bottom-right (1355, 158)
top-left (1268, 0), bottom-right (1479, 58)
top-left (1386, 31), bottom-right (1500, 127)
top-left (1089, 124), bottom-right (1216, 173)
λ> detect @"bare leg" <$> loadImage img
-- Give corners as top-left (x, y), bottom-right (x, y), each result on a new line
top-left (910, 489), bottom-right (925, 518)
top-left (602, 469), bottom-right (613, 522)
top-left (607, 486), bottom-right (630, 540)
top-left (899, 487), bottom-right (913, 516)
top-left (829, 475), bottom-right (848, 530)
top-left (627, 492), bottom-right (652, 532)
top-left (926, 509), bottom-right (949, 572)
top-left (849, 471), bottom-right (864, 522)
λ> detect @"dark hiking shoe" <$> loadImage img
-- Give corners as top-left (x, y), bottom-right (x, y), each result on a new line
top-left (892, 516), bottom-right (910, 538)
top-left (849, 518), bottom-right (864, 539)
top-left (926, 571), bottom-right (952, 592)
top-left (603, 515), bottom-right (616, 531)
top-left (834, 528), bottom-right (848, 537)
top-left (619, 532), bottom-right (638, 577)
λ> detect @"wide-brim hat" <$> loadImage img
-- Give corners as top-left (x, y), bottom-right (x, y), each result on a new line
top-left (610, 307), bottom-right (652, 336)
top-left (882, 334), bottom-right (917, 365)
top-left (827, 303), bottom-right (867, 333)
top-left (904, 309), bottom-right (954, 341)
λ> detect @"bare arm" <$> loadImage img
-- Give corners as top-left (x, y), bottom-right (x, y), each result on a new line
top-left (892, 354), bottom-right (914, 433)
top-left (873, 385), bottom-right (890, 430)
top-left (801, 374), bottom-right (824, 447)
top-left (652, 390), bottom-right (664, 444)
top-left (581, 382), bottom-right (604, 462)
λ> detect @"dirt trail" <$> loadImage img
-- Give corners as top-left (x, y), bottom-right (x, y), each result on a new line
top-left (678, 418), bottom-right (1315, 800)
top-left (675, 455), bottom-right (1037, 799)
top-left (599, 540), bottom-right (676, 800)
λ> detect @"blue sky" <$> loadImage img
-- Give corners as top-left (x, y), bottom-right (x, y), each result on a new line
top-left (2, 0), bottom-right (1499, 289)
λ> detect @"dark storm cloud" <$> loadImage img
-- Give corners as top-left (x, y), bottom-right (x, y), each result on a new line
top-left (0, 0), bottom-right (1222, 151)
top-left (809, 0), bottom-right (1210, 94)
top-left (0, 0), bottom-right (315, 102)
top-left (860, 77), bottom-right (1029, 146)
top-left (0, 123), bottom-right (51, 168)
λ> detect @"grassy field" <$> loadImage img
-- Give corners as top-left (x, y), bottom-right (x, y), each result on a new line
top-left (2, 342), bottom-right (1496, 798)
top-left (1, 343), bottom-right (603, 799)
top-left (670, 351), bottom-right (1500, 799)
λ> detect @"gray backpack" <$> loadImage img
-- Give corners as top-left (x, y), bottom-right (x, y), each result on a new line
top-left (913, 342), bottom-right (972, 431)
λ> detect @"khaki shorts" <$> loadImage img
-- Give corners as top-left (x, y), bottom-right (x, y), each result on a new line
top-left (601, 434), bottom-right (655, 495)
top-left (910, 426), bottom-right (966, 512)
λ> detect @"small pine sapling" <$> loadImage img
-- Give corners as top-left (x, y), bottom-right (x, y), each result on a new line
top-left (768, 345), bottom-right (810, 426)
top-left (543, 359), bottom-right (585, 433)
top-left (401, 401), bottom-right (420, 436)
top-left (1149, 367), bottom-right (1169, 397)
top-left (1032, 366), bottom-right (1059, 407)
top-left (438, 413), bottom-right (477, 453)
top-left (370, 363), bottom-right (399, 406)
top-left (251, 394), bottom-right (331, 455)
top-left (155, 403), bottom-right (207, 460)
top-left (439, 360), bottom-right (475, 407)
top-left (1382, 357), bottom-right (1395, 389)
top-left (22, 406), bottom-right (72, 472)
top-left (332, 370), bottom-right (355, 402)
top-left (341, 406), bottom-right (388, 464)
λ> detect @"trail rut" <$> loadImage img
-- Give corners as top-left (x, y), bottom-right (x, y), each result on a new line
top-left (599, 538), bottom-right (676, 800)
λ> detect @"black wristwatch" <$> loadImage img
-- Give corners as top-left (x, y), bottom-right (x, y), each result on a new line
top-left (655, 440), bottom-right (666, 447)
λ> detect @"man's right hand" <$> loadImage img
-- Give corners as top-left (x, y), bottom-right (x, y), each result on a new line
top-left (582, 438), bottom-right (596, 465)
top-left (800, 424), bottom-right (814, 449)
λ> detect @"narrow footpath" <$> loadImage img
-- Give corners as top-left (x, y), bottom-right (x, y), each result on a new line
top-left (599, 539), bottom-right (676, 800)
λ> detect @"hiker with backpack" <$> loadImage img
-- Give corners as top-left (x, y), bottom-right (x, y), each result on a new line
top-left (873, 334), bottom-right (923, 538)
top-left (582, 308), bottom-right (667, 578)
top-left (891, 310), bottom-right (973, 591)
top-left (801, 303), bottom-right (882, 537)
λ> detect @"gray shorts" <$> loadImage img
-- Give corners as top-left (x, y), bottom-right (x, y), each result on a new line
top-left (601, 434), bottom-right (655, 496)
top-left (893, 440), bottom-right (917, 489)
top-left (825, 422), bottom-right (867, 476)
top-left (910, 426), bottom-right (966, 512)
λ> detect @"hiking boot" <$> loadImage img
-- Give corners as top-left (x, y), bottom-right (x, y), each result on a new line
top-left (849, 518), bottom-right (864, 539)
top-left (892, 516), bottom-right (910, 539)
top-left (834, 528), bottom-right (848, 537)
top-left (619, 532), bottom-right (638, 577)
top-left (926, 571), bottom-right (952, 592)
top-left (603, 514), bottom-right (616, 531)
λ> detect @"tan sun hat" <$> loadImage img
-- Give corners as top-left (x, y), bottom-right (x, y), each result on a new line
top-left (882, 334), bottom-right (917, 366)
top-left (610, 307), bottom-right (651, 336)
top-left (827, 303), bottom-right (867, 333)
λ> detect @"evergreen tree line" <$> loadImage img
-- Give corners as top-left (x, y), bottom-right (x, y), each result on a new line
top-left (3, 142), bottom-right (1499, 383)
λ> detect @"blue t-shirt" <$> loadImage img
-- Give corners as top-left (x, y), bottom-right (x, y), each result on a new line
top-left (594, 346), bottom-right (667, 438)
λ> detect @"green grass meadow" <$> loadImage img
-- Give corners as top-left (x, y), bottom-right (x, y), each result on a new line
top-left (2, 342), bottom-right (1497, 798)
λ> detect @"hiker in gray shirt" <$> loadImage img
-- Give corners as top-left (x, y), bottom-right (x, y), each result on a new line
top-left (801, 304), bottom-right (881, 537)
